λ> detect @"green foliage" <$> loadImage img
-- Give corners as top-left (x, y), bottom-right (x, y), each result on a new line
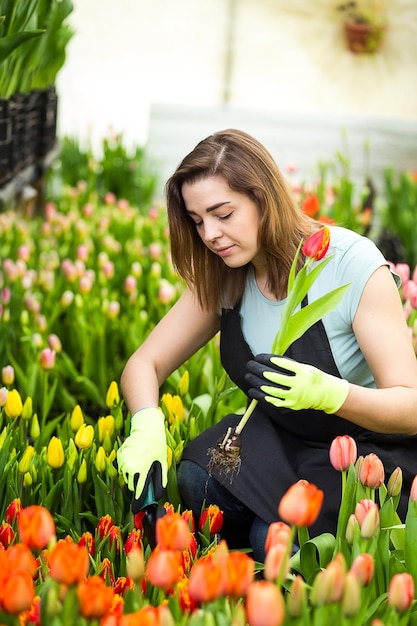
top-left (46, 132), bottom-right (160, 211)
top-left (0, 0), bottom-right (74, 98)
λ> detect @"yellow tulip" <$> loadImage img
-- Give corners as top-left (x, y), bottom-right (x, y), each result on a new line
top-left (47, 437), bottom-right (65, 469)
top-left (70, 405), bottom-right (84, 432)
top-left (97, 415), bottom-right (115, 443)
top-left (161, 393), bottom-right (184, 425)
top-left (74, 423), bottom-right (94, 450)
top-left (166, 445), bottom-right (173, 470)
top-left (5, 389), bottom-right (23, 418)
top-left (95, 446), bottom-right (107, 473)
top-left (19, 445), bottom-right (35, 474)
top-left (105, 381), bottom-right (120, 409)
top-left (178, 371), bottom-right (189, 396)
top-left (77, 458), bottom-right (87, 483)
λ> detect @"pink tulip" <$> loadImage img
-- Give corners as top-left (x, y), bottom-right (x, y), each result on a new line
top-left (388, 573), bottom-right (414, 612)
top-left (40, 349), bottom-right (56, 371)
top-left (246, 581), bottom-right (285, 626)
top-left (395, 263), bottom-right (410, 285)
top-left (329, 435), bottom-right (357, 471)
top-left (359, 453), bottom-right (385, 489)
top-left (409, 474), bottom-right (417, 502)
top-left (350, 553), bottom-right (375, 586)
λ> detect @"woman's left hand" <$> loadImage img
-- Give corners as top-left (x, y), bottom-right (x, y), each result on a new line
top-left (245, 354), bottom-right (349, 414)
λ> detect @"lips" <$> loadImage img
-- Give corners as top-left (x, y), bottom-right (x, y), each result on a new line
top-left (215, 245), bottom-right (234, 256)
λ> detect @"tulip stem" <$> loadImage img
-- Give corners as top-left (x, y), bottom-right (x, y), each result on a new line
top-left (235, 399), bottom-right (258, 435)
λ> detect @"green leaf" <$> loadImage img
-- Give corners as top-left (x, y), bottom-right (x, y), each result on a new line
top-left (0, 29), bottom-right (45, 62)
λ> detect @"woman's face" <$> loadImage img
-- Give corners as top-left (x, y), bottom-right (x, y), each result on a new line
top-left (182, 175), bottom-right (264, 270)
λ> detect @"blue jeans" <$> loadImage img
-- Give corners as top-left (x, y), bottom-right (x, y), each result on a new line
top-left (177, 459), bottom-right (269, 562)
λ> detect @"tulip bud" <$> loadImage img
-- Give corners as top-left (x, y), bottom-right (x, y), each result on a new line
top-left (95, 446), bottom-right (107, 473)
top-left (199, 504), bottom-right (224, 535)
top-left (2, 365), bottom-right (14, 386)
top-left (105, 381), bottom-right (120, 409)
top-left (67, 438), bottom-right (79, 471)
top-left (30, 414), bottom-right (40, 440)
top-left (107, 450), bottom-right (118, 479)
top-left (126, 545), bottom-right (145, 582)
top-left (388, 573), bottom-right (414, 612)
top-left (178, 371), bottom-right (189, 396)
top-left (47, 333), bottom-right (62, 353)
top-left (0, 386), bottom-right (8, 407)
top-left (40, 348), bottom-right (56, 371)
top-left (75, 423), bottom-right (94, 450)
top-left (5, 389), bottom-right (23, 418)
top-left (301, 226), bottom-right (330, 260)
top-left (19, 446), bottom-right (35, 474)
top-left (360, 504), bottom-right (380, 539)
top-left (47, 437), bottom-right (65, 469)
top-left (21, 397), bottom-right (33, 421)
top-left (341, 572), bottom-right (362, 617)
top-left (77, 459), bottom-right (88, 484)
top-left (287, 574), bottom-right (307, 618)
top-left (70, 405), bottom-right (84, 432)
top-left (23, 472), bottom-right (33, 488)
top-left (329, 435), bottom-right (357, 472)
top-left (387, 466), bottom-right (403, 498)
top-left (359, 453), bottom-right (385, 489)
top-left (346, 513), bottom-right (359, 545)
top-left (97, 415), bottom-right (115, 443)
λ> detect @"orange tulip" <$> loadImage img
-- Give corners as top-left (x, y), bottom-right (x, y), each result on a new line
top-left (156, 511), bottom-right (192, 551)
top-left (0, 570), bottom-right (34, 614)
top-left (222, 551), bottom-right (255, 598)
top-left (302, 226), bottom-right (330, 261)
top-left (329, 435), bottom-right (357, 472)
top-left (5, 543), bottom-right (37, 577)
top-left (119, 605), bottom-right (159, 626)
top-left (146, 547), bottom-right (182, 591)
top-left (188, 556), bottom-right (224, 604)
top-left (48, 540), bottom-right (90, 585)
top-left (278, 480), bottom-right (324, 527)
top-left (245, 580), bottom-right (285, 626)
top-left (77, 575), bottom-right (114, 619)
top-left (359, 453), bottom-right (385, 489)
top-left (350, 553), bottom-right (375, 586)
top-left (18, 505), bottom-right (56, 550)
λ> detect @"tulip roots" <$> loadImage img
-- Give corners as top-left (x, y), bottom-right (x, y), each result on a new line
top-left (207, 426), bottom-right (242, 481)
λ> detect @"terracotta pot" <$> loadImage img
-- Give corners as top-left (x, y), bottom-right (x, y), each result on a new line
top-left (343, 21), bottom-right (386, 54)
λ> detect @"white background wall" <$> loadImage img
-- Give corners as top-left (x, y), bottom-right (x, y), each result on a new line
top-left (56, 0), bottom-right (417, 155)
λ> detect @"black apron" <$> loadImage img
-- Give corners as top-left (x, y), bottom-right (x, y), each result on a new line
top-left (182, 304), bottom-right (417, 536)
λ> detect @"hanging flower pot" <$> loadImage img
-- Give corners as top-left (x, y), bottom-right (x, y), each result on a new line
top-left (343, 20), bottom-right (387, 54)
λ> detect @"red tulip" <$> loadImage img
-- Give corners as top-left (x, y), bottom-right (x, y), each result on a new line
top-left (18, 505), bottom-right (56, 550)
top-left (329, 435), bottom-right (357, 472)
top-left (5, 498), bottom-right (22, 525)
top-left (302, 226), bottom-right (330, 261)
top-left (278, 480), bottom-right (324, 527)
top-left (0, 522), bottom-right (15, 548)
top-left (199, 504), bottom-right (224, 534)
top-left (245, 580), bottom-right (285, 626)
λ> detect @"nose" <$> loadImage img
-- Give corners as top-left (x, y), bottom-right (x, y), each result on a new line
top-left (202, 218), bottom-right (222, 243)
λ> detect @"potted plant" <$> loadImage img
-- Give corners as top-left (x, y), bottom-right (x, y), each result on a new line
top-left (337, 0), bottom-right (388, 54)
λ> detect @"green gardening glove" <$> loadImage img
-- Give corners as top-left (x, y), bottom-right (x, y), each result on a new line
top-left (246, 354), bottom-right (349, 414)
top-left (116, 407), bottom-right (168, 510)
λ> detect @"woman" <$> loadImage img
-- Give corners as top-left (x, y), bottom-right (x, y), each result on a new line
top-left (116, 129), bottom-right (417, 562)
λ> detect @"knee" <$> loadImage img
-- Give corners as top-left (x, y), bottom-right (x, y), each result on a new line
top-left (177, 460), bottom-right (208, 514)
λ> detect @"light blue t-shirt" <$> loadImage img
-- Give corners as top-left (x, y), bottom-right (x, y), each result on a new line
top-left (240, 226), bottom-right (397, 388)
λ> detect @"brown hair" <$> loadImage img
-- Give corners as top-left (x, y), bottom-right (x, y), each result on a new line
top-left (165, 129), bottom-right (314, 311)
